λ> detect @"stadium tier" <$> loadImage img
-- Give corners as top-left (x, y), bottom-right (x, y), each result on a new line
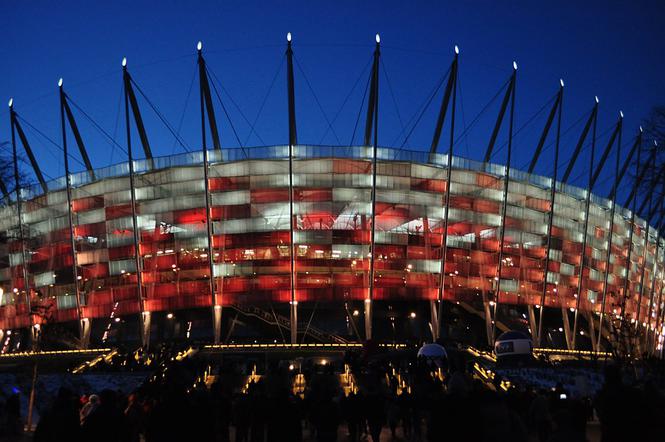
top-left (0, 145), bottom-right (663, 350)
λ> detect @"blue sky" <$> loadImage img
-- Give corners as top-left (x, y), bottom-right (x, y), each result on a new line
top-left (1, 0), bottom-right (664, 201)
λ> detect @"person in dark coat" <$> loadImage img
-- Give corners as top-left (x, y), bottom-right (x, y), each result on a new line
top-left (81, 389), bottom-right (128, 442)
top-left (34, 387), bottom-right (81, 442)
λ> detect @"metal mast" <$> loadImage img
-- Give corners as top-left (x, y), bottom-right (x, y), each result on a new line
top-left (600, 130), bottom-right (643, 349)
top-left (197, 41), bottom-right (223, 344)
top-left (365, 34), bottom-right (381, 341)
top-left (595, 112), bottom-right (623, 350)
top-left (122, 58), bottom-right (149, 347)
top-left (491, 62), bottom-right (517, 344)
top-left (536, 79), bottom-right (564, 347)
top-left (58, 79), bottom-right (87, 348)
top-left (8, 99), bottom-right (35, 347)
top-left (286, 32), bottom-right (298, 344)
top-left (432, 45), bottom-right (459, 341)
top-left (570, 98), bottom-right (600, 350)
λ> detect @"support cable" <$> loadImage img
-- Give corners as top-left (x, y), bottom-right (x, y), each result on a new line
top-left (205, 66), bottom-right (245, 150)
top-left (293, 55), bottom-right (342, 145)
top-left (518, 109), bottom-right (590, 173)
top-left (453, 77), bottom-right (511, 148)
top-left (318, 56), bottom-right (372, 145)
top-left (397, 65), bottom-right (451, 149)
top-left (243, 56), bottom-right (285, 147)
top-left (491, 93), bottom-right (557, 161)
top-left (67, 95), bottom-right (128, 156)
top-left (206, 65), bottom-right (267, 147)
top-left (349, 72), bottom-right (371, 146)
top-left (457, 75), bottom-right (471, 157)
top-left (15, 115), bottom-right (88, 171)
top-left (129, 77), bottom-right (192, 152)
top-left (171, 65), bottom-right (197, 153)
top-left (379, 58), bottom-right (406, 143)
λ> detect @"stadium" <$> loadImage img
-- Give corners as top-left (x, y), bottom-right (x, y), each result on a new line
top-left (1, 37), bottom-right (663, 357)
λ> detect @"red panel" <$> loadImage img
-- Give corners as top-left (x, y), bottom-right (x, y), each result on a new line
top-left (105, 204), bottom-right (133, 220)
top-left (72, 196), bottom-right (105, 212)
top-left (209, 176), bottom-right (250, 191)
top-left (251, 189), bottom-right (289, 203)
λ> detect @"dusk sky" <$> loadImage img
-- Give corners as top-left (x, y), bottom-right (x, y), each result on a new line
top-left (2, 0), bottom-right (665, 202)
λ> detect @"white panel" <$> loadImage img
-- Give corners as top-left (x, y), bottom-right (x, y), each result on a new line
top-left (499, 279), bottom-right (518, 293)
top-left (106, 233), bottom-right (134, 248)
top-left (77, 208), bottom-right (105, 225)
top-left (212, 190), bottom-right (250, 206)
top-left (560, 262), bottom-right (575, 276)
top-left (31, 216), bottom-right (69, 236)
top-left (9, 252), bottom-right (24, 267)
top-left (256, 202), bottom-right (290, 218)
top-left (212, 161), bottom-right (249, 177)
top-left (217, 216), bottom-right (290, 234)
top-left (333, 188), bottom-right (370, 202)
top-left (34, 271), bottom-right (55, 288)
top-left (411, 164), bottom-right (444, 179)
top-left (76, 249), bottom-right (109, 265)
top-left (330, 244), bottom-right (367, 258)
top-left (295, 159), bottom-right (332, 174)
top-left (104, 190), bottom-right (132, 205)
top-left (56, 294), bottom-right (78, 309)
top-left (548, 249), bottom-right (562, 262)
top-left (412, 259), bottom-right (441, 273)
top-left (375, 231), bottom-right (408, 245)
top-left (250, 174), bottom-right (289, 188)
top-left (294, 230), bottom-right (332, 245)
top-left (109, 259), bottom-right (137, 275)
top-left (82, 177), bottom-right (131, 198)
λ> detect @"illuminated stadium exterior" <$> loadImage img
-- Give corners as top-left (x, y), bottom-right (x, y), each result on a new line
top-left (0, 37), bottom-right (663, 355)
top-left (0, 144), bottom-right (663, 350)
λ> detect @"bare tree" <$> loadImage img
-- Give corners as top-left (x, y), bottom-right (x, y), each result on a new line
top-left (0, 141), bottom-right (16, 203)
top-left (635, 107), bottom-right (665, 208)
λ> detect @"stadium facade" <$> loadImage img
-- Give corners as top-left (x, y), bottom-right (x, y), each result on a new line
top-left (0, 37), bottom-right (663, 355)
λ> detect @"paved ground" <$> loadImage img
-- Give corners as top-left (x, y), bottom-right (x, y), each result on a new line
top-left (6, 421), bottom-right (602, 441)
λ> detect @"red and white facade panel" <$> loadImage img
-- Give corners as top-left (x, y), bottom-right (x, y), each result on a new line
top-left (0, 146), bottom-right (662, 337)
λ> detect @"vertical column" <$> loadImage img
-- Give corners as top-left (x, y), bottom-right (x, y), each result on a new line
top-left (570, 192), bottom-right (592, 349)
top-left (286, 33), bottom-right (298, 345)
top-left (435, 46), bottom-right (459, 342)
top-left (596, 114), bottom-right (622, 350)
top-left (8, 99), bottom-right (35, 348)
top-left (586, 311), bottom-right (597, 351)
top-left (366, 34), bottom-right (381, 341)
top-left (634, 223), bottom-right (652, 352)
top-left (288, 139), bottom-right (297, 345)
top-left (491, 62), bottom-right (517, 343)
top-left (537, 80), bottom-right (564, 347)
top-left (367, 141), bottom-right (377, 341)
top-left (58, 80), bottom-right (87, 348)
top-left (644, 225), bottom-right (662, 352)
top-left (571, 98), bottom-right (599, 350)
top-left (423, 217), bottom-right (439, 340)
top-left (197, 42), bottom-right (222, 344)
top-left (122, 58), bottom-right (149, 347)
top-left (652, 262), bottom-right (665, 355)
top-left (611, 133), bottom-right (644, 352)
top-left (527, 305), bottom-right (538, 342)
top-left (562, 308), bottom-right (573, 349)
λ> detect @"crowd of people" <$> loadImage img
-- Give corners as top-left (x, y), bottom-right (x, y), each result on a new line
top-left (2, 350), bottom-right (662, 441)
